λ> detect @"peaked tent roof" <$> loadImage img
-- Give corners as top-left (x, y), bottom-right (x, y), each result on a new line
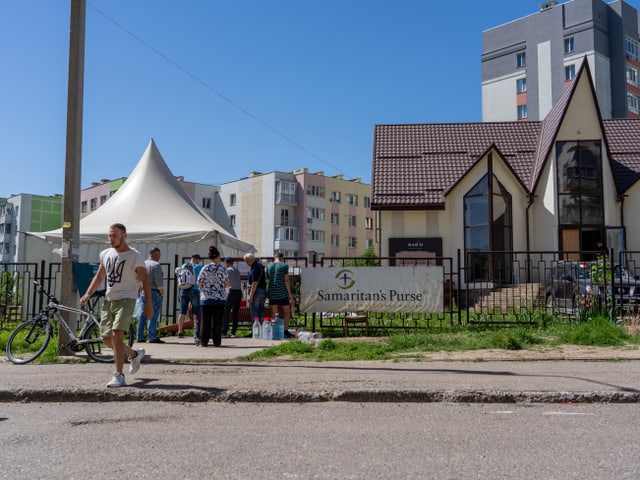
top-left (35, 139), bottom-right (255, 254)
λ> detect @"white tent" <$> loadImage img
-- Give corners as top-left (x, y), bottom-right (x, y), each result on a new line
top-left (27, 139), bottom-right (255, 262)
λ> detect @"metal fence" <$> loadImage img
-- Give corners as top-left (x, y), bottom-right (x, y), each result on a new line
top-left (2, 250), bottom-right (638, 334)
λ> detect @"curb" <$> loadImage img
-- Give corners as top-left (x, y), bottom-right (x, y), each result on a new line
top-left (2, 388), bottom-right (639, 404)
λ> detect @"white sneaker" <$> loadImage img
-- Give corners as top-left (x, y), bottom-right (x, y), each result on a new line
top-left (129, 348), bottom-right (145, 374)
top-left (106, 372), bottom-right (126, 388)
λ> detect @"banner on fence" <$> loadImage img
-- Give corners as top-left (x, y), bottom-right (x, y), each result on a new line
top-left (301, 266), bottom-right (443, 313)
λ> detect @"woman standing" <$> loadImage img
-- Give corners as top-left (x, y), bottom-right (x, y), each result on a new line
top-left (197, 245), bottom-right (228, 347)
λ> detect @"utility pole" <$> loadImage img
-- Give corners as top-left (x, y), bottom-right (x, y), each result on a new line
top-left (59, 0), bottom-right (86, 353)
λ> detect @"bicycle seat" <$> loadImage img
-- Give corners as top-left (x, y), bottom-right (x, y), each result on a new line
top-left (92, 290), bottom-right (106, 298)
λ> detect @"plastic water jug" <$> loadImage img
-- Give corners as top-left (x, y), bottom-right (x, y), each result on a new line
top-left (262, 319), bottom-right (273, 341)
top-left (272, 313), bottom-right (284, 340)
top-left (252, 317), bottom-right (262, 339)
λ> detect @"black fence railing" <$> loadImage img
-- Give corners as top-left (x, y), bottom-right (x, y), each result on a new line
top-left (2, 250), bottom-right (638, 333)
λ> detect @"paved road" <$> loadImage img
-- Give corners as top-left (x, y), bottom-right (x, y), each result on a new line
top-left (3, 402), bottom-right (639, 480)
top-left (1, 336), bottom-right (639, 403)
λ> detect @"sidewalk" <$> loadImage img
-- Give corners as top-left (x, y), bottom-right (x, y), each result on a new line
top-left (1, 336), bottom-right (639, 404)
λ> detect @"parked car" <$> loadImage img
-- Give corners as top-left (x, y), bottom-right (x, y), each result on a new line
top-left (545, 260), bottom-right (640, 314)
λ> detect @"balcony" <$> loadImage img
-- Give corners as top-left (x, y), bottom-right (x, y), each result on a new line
top-left (275, 193), bottom-right (298, 206)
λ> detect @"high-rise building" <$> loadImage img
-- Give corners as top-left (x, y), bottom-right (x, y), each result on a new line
top-left (218, 169), bottom-right (374, 261)
top-left (482, 0), bottom-right (640, 121)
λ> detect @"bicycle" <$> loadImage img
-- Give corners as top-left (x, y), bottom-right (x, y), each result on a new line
top-left (6, 281), bottom-right (134, 364)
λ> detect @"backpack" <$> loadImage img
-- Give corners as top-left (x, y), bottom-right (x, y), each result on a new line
top-left (175, 264), bottom-right (195, 290)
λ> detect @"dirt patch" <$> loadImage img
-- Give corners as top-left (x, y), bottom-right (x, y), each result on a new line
top-left (331, 337), bottom-right (640, 361)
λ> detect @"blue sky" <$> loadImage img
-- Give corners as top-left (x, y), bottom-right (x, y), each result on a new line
top-left (3, 0), bottom-right (639, 197)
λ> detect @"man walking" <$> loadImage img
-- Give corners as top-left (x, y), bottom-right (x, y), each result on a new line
top-left (222, 257), bottom-right (242, 337)
top-left (80, 223), bottom-right (150, 388)
top-left (137, 247), bottom-right (165, 343)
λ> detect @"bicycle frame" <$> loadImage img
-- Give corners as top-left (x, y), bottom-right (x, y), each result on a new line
top-left (48, 301), bottom-right (100, 350)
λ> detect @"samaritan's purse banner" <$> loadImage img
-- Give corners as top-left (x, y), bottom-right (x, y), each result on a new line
top-left (301, 266), bottom-right (443, 313)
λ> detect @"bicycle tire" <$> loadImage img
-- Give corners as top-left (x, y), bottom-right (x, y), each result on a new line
top-left (6, 318), bottom-right (53, 364)
top-left (83, 322), bottom-right (135, 363)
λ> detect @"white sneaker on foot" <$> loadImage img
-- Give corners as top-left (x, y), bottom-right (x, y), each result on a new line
top-left (129, 348), bottom-right (145, 374)
top-left (106, 372), bottom-right (126, 388)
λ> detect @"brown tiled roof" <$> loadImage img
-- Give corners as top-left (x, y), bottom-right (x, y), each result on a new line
top-left (373, 122), bottom-right (540, 208)
top-left (603, 119), bottom-right (640, 192)
top-left (372, 59), bottom-right (640, 209)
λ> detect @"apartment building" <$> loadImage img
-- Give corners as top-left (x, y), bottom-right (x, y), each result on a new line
top-left (218, 169), bottom-right (374, 261)
top-left (80, 176), bottom-right (220, 220)
top-left (482, 0), bottom-right (640, 121)
top-left (0, 194), bottom-right (63, 263)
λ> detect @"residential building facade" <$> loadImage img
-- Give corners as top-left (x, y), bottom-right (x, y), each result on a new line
top-left (80, 176), bottom-right (220, 221)
top-left (218, 169), bottom-right (374, 261)
top-left (482, 0), bottom-right (640, 122)
top-left (0, 194), bottom-right (64, 263)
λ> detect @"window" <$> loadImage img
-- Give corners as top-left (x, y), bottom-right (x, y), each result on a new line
top-left (229, 193), bottom-right (236, 206)
top-left (331, 213), bottom-right (340, 225)
top-left (307, 230), bottom-right (325, 242)
top-left (365, 217), bottom-right (373, 229)
top-left (276, 180), bottom-right (297, 204)
top-left (516, 51), bottom-right (526, 68)
top-left (556, 140), bottom-right (603, 225)
top-left (331, 234), bottom-right (339, 247)
top-left (100, 195), bottom-right (107, 205)
top-left (348, 237), bottom-right (357, 249)
top-left (230, 215), bottom-right (236, 227)
top-left (347, 194), bottom-right (358, 206)
top-left (275, 226), bottom-right (298, 241)
top-left (565, 64), bottom-right (576, 81)
top-left (517, 104), bottom-right (528, 120)
top-left (626, 36), bottom-right (639, 61)
top-left (364, 196), bottom-right (371, 208)
top-left (306, 185), bottom-right (325, 197)
top-left (464, 174), bottom-right (513, 283)
top-left (306, 207), bottom-right (325, 220)
top-left (90, 198), bottom-right (97, 211)
top-left (627, 65), bottom-right (638, 87)
top-left (202, 197), bottom-right (211, 209)
top-left (564, 36), bottom-right (574, 54)
top-left (628, 93), bottom-right (640, 114)
top-left (329, 191), bottom-right (341, 203)
top-left (516, 78), bottom-right (526, 94)
top-left (280, 209), bottom-right (291, 226)
top-left (81, 201), bottom-right (87, 213)
top-left (348, 215), bottom-right (357, 227)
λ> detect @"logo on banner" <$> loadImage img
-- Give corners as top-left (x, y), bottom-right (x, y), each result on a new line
top-left (335, 269), bottom-right (355, 289)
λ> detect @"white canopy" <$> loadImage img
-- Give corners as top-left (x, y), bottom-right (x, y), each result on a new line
top-left (28, 139), bottom-right (255, 261)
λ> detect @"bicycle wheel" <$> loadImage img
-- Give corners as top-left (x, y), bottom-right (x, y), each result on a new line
top-left (83, 322), bottom-right (135, 363)
top-left (6, 317), bottom-right (53, 364)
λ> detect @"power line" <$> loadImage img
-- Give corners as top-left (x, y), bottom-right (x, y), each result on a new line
top-left (87, 2), bottom-right (348, 177)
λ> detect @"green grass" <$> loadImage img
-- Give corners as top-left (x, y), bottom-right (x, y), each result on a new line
top-left (2, 315), bottom-right (639, 363)
top-left (244, 316), bottom-right (640, 361)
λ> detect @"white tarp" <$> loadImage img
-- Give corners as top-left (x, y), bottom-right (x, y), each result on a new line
top-left (27, 139), bottom-right (255, 262)
top-left (301, 266), bottom-right (444, 313)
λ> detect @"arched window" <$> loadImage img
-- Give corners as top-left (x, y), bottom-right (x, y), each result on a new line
top-left (464, 174), bottom-right (513, 283)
